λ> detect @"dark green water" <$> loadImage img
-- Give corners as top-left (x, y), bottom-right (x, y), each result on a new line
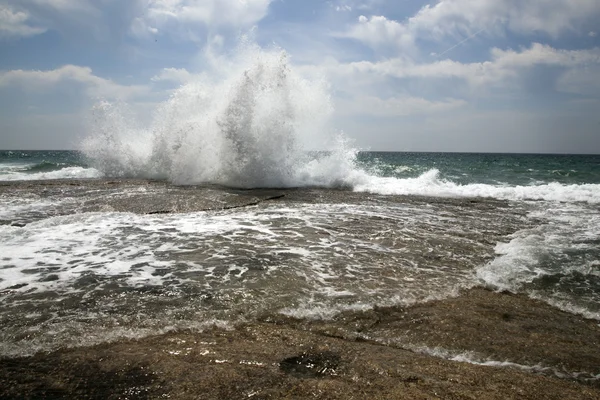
top-left (2, 150), bottom-right (599, 186)
top-left (356, 152), bottom-right (600, 185)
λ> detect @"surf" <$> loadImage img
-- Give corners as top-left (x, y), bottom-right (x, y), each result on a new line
top-left (352, 169), bottom-right (600, 203)
top-left (82, 43), bottom-right (360, 188)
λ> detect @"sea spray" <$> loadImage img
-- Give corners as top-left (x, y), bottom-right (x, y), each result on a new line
top-left (81, 43), bottom-right (600, 200)
top-left (82, 45), bottom-right (361, 188)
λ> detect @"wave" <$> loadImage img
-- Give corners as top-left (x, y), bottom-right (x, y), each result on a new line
top-left (79, 41), bottom-right (600, 202)
top-left (351, 169), bottom-right (600, 203)
top-left (413, 346), bottom-right (600, 381)
top-left (0, 166), bottom-right (101, 181)
top-left (82, 43), bottom-right (358, 188)
top-left (475, 202), bottom-right (600, 319)
top-left (23, 161), bottom-right (78, 173)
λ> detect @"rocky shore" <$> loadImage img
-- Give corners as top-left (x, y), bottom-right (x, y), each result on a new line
top-left (2, 288), bottom-right (599, 399)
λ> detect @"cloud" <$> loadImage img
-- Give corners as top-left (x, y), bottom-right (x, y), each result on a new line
top-left (331, 44), bottom-right (600, 91)
top-left (493, 43), bottom-right (600, 66)
top-left (2, 0), bottom-right (270, 44)
top-left (297, 41), bottom-right (600, 131)
top-left (342, 15), bottom-right (414, 51)
top-left (342, 0), bottom-right (600, 52)
top-left (0, 65), bottom-right (150, 99)
top-left (28, 0), bottom-right (98, 14)
top-left (1, 0), bottom-right (146, 43)
top-left (132, 0), bottom-right (274, 40)
top-left (0, 4), bottom-right (46, 38)
top-left (411, 0), bottom-right (600, 38)
top-left (151, 67), bottom-right (195, 84)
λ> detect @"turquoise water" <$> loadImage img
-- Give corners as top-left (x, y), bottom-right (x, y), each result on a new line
top-left (0, 150), bottom-right (91, 180)
top-left (2, 150), bottom-right (599, 186)
top-left (0, 150), bottom-right (84, 168)
top-left (356, 152), bottom-right (600, 186)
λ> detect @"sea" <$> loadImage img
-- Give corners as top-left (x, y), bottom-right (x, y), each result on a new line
top-left (0, 48), bottom-right (599, 366)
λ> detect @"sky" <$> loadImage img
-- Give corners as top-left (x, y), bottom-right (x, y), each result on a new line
top-left (0, 0), bottom-right (599, 153)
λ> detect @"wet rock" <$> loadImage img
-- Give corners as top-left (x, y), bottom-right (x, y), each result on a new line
top-left (0, 357), bottom-right (165, 399)
top-left (39, 274), bottom-right (59, 282)
top-left (6, 283), bottom-right (28, 290)
top-left (279, 351), bottom-right (341, 378)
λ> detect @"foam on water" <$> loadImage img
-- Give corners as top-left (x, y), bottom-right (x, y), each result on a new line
top-left (477, 202), bottom-right (600, 319)
top-left (412, 346), bottom-right (600, 382)
top-left (278, 285), bottom-right (466, 321)
top-left (0, 166), bottom-right (102, 181)
top-left (0, 202), bottom-right (483, 297)
top-left (0, 209), bottom-right (281, 294)
top-left (0, 151), bottom-right (100, 181)
top-left (352, 169), bottom-right (600, 203)
top-left (1, 198), bottom-right (510, 354)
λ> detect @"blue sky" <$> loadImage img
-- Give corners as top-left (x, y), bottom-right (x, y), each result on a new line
top-left (1, 0), bottom-right (599, 153)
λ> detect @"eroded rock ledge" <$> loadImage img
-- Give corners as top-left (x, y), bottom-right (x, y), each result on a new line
top-left (1, 288), bottom-right (599, 399)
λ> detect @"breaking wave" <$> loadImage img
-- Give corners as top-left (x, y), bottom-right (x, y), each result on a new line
top-left (352, 169), bottom-right (600, 203)
top-left (80, 41), bottom-right (600, 203)
top-left (82, 44), bottom-right (361, 188)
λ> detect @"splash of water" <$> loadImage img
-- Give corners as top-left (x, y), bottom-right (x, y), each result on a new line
top-left (82, 45), bottom-right (362, 188)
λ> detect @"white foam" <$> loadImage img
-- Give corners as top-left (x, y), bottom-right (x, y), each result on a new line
top-left (1, 204), bottom-right (397, 294)
top-left (477, 202), bottom-right (600, 319)
top-left (0, 318), bottom-right (233, 358)
top-left (352, 169), bottom-right (600, 203)
top-left (530, 293), bottom-right (600, 321)
top-left (0, 211), bottom-right (254, 293)
top-left (0, 162), bottom-right (35, 174)
top-left (413, 346), bottom-right (600, 381)
top-left (0, 197), bottom-right (57, 220)
top-left (0, 166), bottom-right (102, 181)
top-left (279, 301), bottom-right (373, 320)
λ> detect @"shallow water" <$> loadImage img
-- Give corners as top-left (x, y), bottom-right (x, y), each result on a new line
top-left (2, 178), bottom-right (598, 358)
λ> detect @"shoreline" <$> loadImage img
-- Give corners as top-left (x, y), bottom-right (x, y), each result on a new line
top-left (2, 287), bottom-right (599, 399)
top-left (1, 179), bottom-right (598, 398)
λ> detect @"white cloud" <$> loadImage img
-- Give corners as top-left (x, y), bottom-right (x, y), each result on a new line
top-left (343, 0), bottom-right (600, 51)
top-left (332, 44), bottom-right (600, 91)
top-left (0, 4), bottom-right (46, 38)
top-left (337, 0), bottom-right (379, 12)
top-left (299, 42), bottom-right (600, 125)
top-left (342, 15), bottom-right (414, 51)
top-left (491, 43), bottom-right (600, 67)
top-left (28, 0), bottom-right (98, 14)
top-left (335, 5), bottom-right (352, 12)
top-left (151, 67), bottom-right (195, 84)
top-left (133, 0), bottom-right (274, 39)
top-left (2, 0), bottom-right (160, 43)
top-left (0, 65), bottom-right (150, 99)
top-left (130, 16), bottom-right (158, 38)
top-left (412, 0), bottom-right (600, 38)
top-left (1, 0), bottom-right (137, 43)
